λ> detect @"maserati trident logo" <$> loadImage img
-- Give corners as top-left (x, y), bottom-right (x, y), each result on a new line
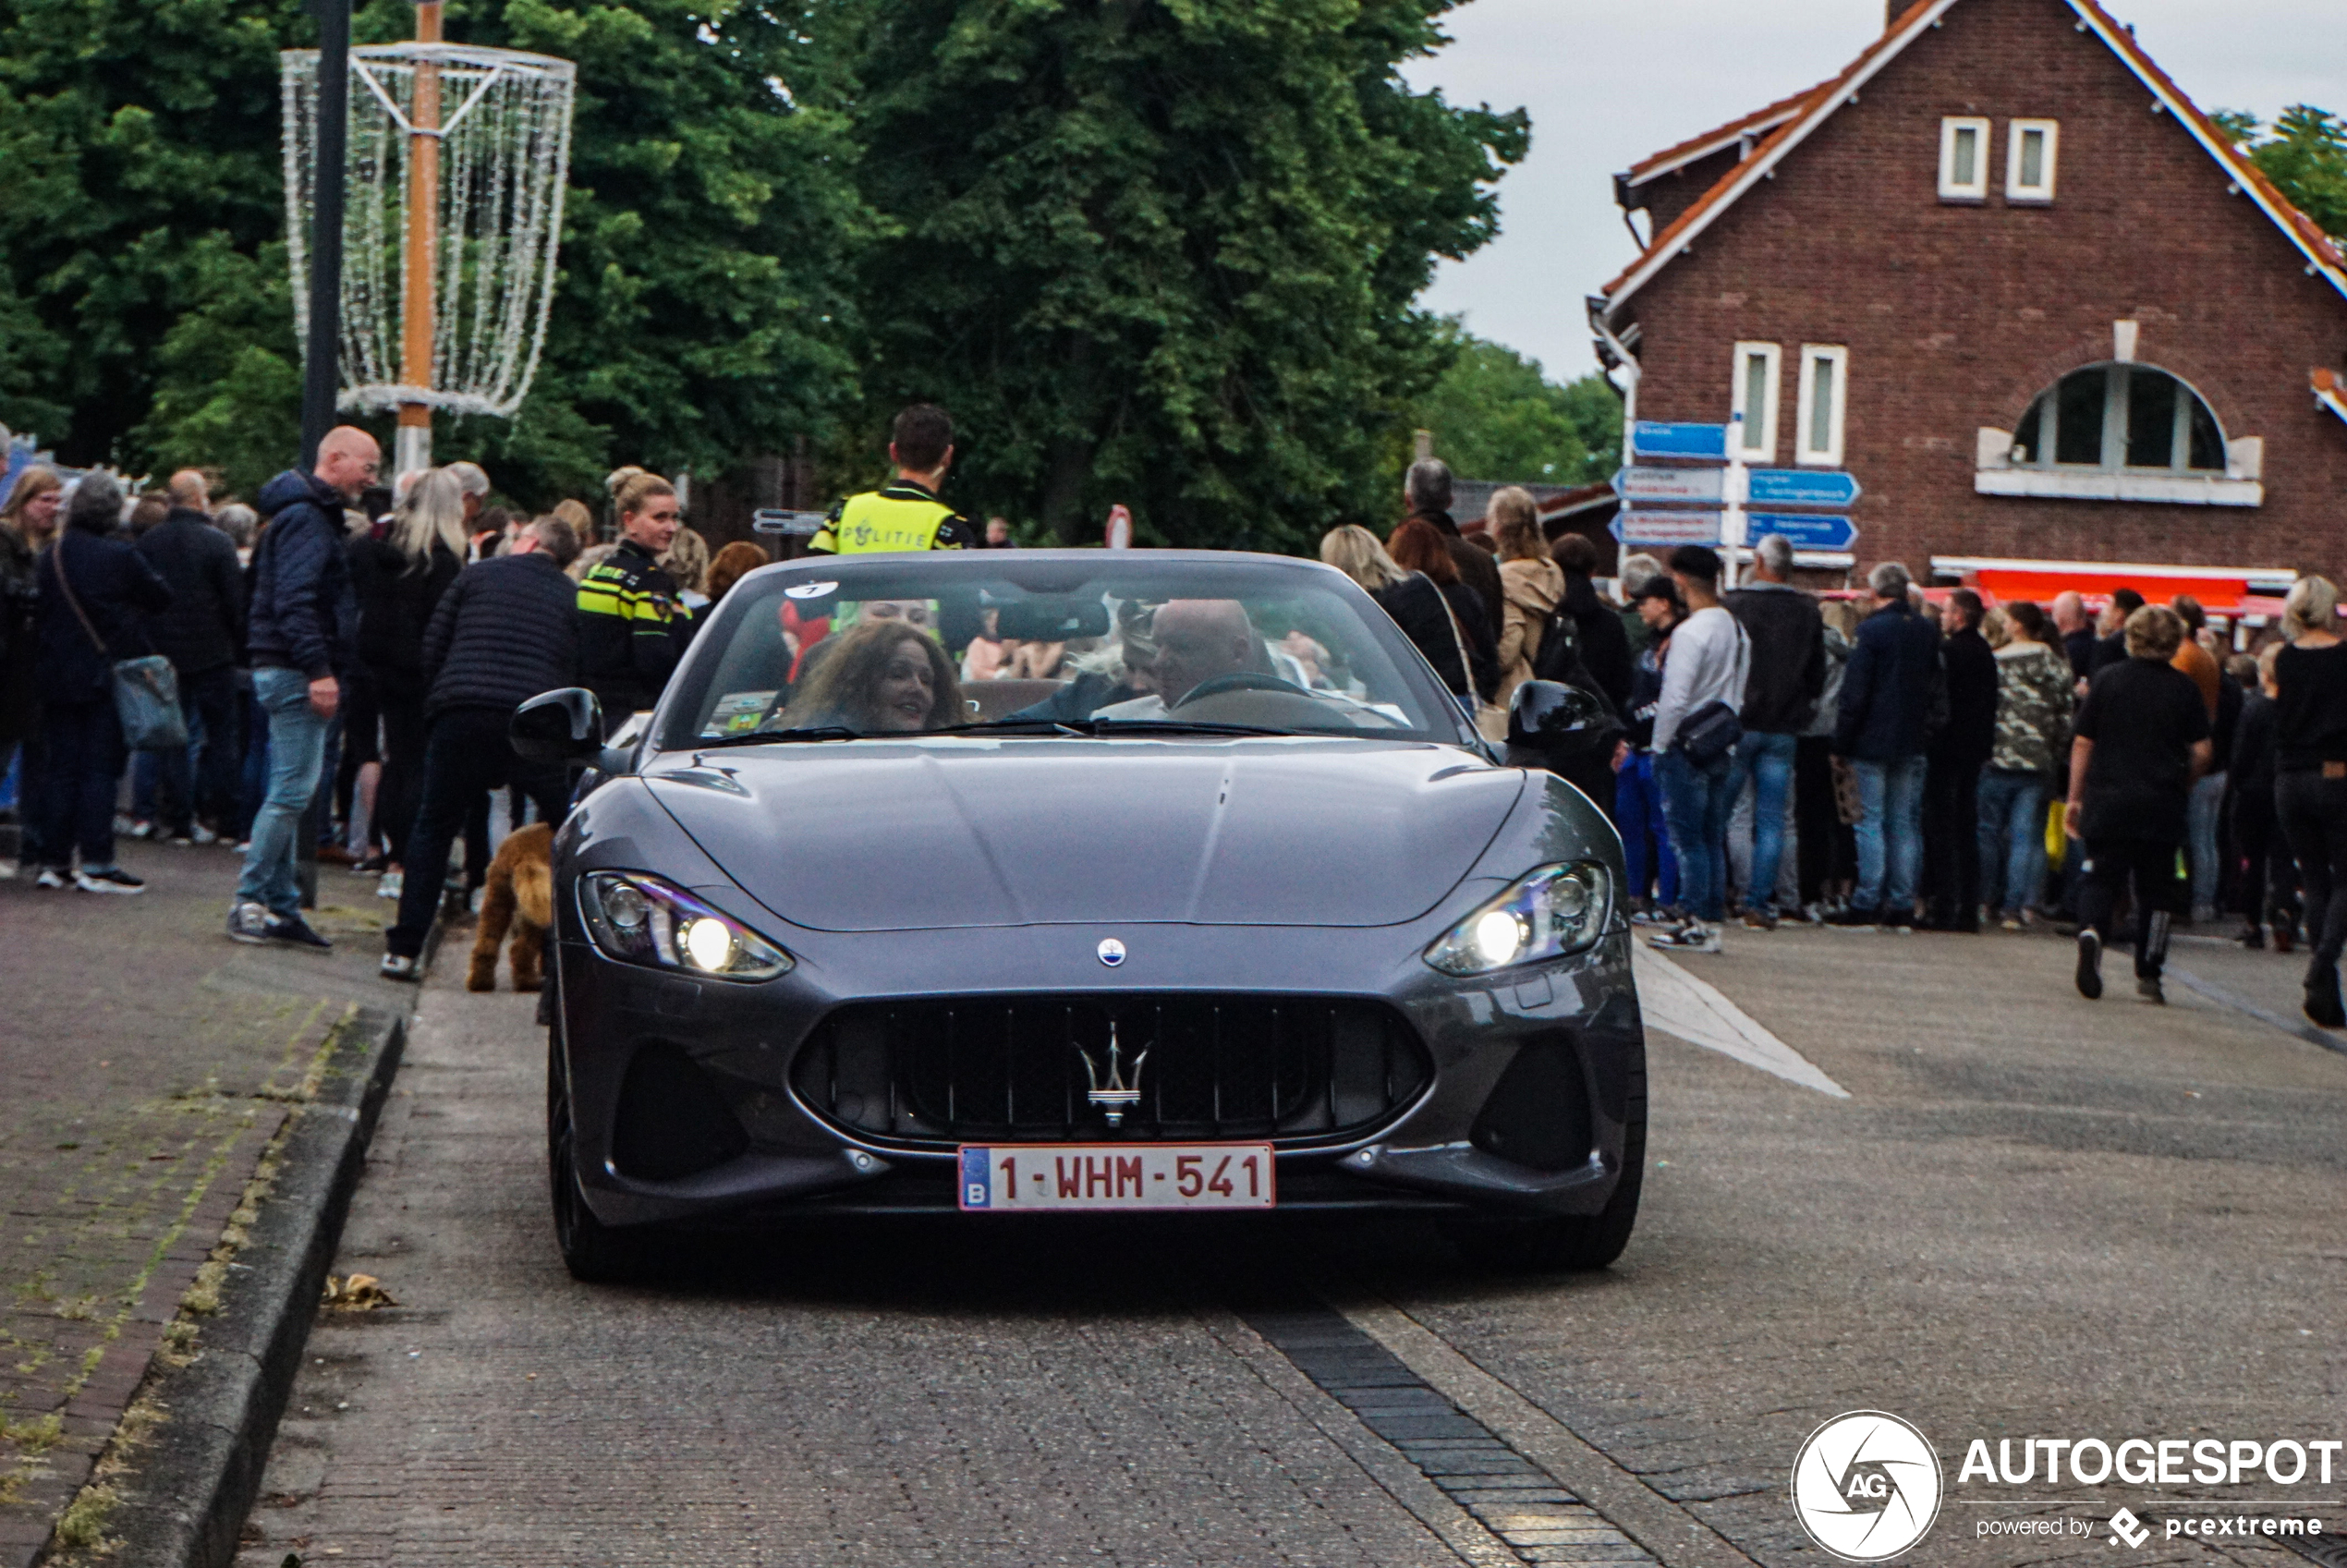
top-left (1081, 1025), bottom-right (1147, 1127)
top-left (1096, 938), bottom-right (1126, 966)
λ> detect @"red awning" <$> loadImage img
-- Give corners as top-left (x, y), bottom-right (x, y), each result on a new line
top-left (1929, 557), bottom-right (2296, 617)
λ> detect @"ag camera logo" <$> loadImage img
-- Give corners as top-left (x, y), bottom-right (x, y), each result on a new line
top-left (1791, 1411), bottom-right (1944, 1561)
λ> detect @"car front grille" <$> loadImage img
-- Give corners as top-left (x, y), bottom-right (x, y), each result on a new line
top-left (790, 995), bottom-right (1431, 1149)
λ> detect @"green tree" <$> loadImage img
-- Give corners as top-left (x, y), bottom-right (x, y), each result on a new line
top-left (0, 0), bottom-right (869, 504)
top-left (839, 0), bottom-right (1526, 551)
top-left (2215, 104), bottom-right (2347, 240)
top-left (424, 0), bottom-right (872, 505)
top-left (1408, 330), bottom-right (1619, 488)
top-left (0, 0), bottom-right (305, 469)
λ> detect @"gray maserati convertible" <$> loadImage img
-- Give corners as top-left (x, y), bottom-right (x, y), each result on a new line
top-left (511, 550), bottom-right (1645, 1281)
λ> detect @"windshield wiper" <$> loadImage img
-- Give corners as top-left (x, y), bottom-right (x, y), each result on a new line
top-left (690, 725), bottom-right (863, 748)
top-left (1082, 717), bottom-right (1295, 737)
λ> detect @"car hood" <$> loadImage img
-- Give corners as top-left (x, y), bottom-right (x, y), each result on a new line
top-left (643, 738), bottom-right (1523, 932)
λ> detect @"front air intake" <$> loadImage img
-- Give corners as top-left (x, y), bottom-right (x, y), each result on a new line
top-left (610, 1041), bottom-right (749, 1180)
top-left (791, 994), bottom-right (1430, 1149)
top-left (1469, 1035), bottom-right (1594, 1173)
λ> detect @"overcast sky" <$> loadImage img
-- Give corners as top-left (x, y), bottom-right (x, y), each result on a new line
top-left (1405, 0), bottom-right (2347, 383)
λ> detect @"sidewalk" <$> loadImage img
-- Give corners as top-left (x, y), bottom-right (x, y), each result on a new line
top-left (0, 837), bottom-right (406, 1566)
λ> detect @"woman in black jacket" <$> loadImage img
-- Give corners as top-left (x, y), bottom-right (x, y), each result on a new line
top-left (1318, 524), bottom-right (1474, 701)
top-left (351, 468), bottom-right (465, 882)
top-left (31, 473), bottom-right (171, 891)
top-left (1389, 517), bottom-right (1498, 704)
top-left (2271, 576), bottom-right (2347, 1026)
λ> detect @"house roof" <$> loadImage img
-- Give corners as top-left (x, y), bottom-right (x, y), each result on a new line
top-left (1596, 0), bottom-right (2347, 319)
top-left (1621, 81), bottom-right (1823, 189)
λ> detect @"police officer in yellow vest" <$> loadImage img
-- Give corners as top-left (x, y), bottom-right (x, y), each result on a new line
top-left (809, 404), bottom-right (981, 555)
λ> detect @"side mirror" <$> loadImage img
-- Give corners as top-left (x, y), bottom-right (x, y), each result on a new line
top-left (511, 687), bottom-right (604, 765)
top-left (1507, 680), bottom-right (1612, 749)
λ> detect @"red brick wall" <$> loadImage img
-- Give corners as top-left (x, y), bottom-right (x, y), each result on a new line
top-left (1615, 0), bottom-right (2347, 586)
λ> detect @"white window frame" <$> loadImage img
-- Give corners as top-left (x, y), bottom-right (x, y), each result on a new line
top-left (1730, 342), bottom-right (1781, 461)
top-left (1794, 345), bottom-right (1849, 468)
top-left (1939, 116), bottom-right (1990, 202)
top-left (2006, 118), bottom-right (2059, 204)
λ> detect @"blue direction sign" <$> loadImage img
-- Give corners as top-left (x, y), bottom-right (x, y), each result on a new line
top-left (1611, 510), bottom-right (1723, 546)
top-left (1630, 421), bottom-right (1729, 461)
top-left (1747, 468), bottom-right (1863, 507)
top-left (1612, 466), bottom-right (1726, 505)
top-left (1743, 513), bottom-right (1860, 553)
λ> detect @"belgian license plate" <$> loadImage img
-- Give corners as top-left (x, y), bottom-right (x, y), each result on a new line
top-left (958, 1143), bottom-right (1276, 1211)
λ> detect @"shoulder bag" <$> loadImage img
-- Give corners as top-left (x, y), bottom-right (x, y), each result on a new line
top-left (50, 535), bottom-right (187, 751)
top-left (1672, 616), bottom-right (1749, 769)
top-left (1432, 577), bottom-right (1509, 744)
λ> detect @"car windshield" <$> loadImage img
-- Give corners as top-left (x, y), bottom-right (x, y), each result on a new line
top-left (663, 554), bottom-right (1466, 749)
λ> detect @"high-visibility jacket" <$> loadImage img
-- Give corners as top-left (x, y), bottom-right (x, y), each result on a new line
top-left (808, 481), bottom-right (979, 555)
top-left (576, 537), bottom-right (690, 720)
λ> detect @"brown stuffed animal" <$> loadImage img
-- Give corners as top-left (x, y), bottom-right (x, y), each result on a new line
top-left (468, 822), bottom-right (554, 991)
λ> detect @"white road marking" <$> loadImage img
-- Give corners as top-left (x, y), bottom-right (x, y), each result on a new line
top-left (1631, 946), bottom-right (1850, 1099)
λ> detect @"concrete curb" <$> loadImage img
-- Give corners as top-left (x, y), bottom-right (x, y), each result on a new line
top-left (96, 1003), bottom-right (407, 1568)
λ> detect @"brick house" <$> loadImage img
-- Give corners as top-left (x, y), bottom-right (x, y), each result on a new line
top-left (1589, 0), bottom-right (2347, 614)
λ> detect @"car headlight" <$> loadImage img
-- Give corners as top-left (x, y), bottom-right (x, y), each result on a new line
top-left (578, 870), bottom-right (794, 982)
top-left (1424, 862), bottom-right (1612, 977)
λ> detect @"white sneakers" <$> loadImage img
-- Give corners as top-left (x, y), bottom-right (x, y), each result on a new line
top-left (1648, 920), bottom-right (1723, 954)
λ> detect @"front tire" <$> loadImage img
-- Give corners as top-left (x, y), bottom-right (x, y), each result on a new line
top-left (547, 1027), bottom-right (650, 1283)
top-left (1445, 1050), bottom-right (1646, 1271)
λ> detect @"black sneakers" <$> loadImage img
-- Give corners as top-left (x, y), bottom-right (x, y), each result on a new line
top-left (2075, 930), bottom-right (2104, 1000)
top-left (74, 867), bottom-right (146, 894)
top-left (227, 902), bottom-right (334, 950)
top-left (2305, 966), bottom-right (2345, 1030)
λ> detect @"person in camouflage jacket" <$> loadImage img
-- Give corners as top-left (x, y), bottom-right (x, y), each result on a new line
top-left (1976, 602), bottom-right (2075, 924)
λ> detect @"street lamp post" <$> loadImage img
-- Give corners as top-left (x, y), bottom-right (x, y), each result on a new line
top-left (299, 0), bottom-right (350, 469)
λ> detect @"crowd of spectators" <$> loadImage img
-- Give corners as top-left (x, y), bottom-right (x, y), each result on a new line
top-left (4, 438), bottom-right (2344, 1025)
top-left (0, 433), bottom-right (714, 981)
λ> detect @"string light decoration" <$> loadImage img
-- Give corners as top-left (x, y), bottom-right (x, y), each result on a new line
top-left (281, 36), bottom-right (575, 462)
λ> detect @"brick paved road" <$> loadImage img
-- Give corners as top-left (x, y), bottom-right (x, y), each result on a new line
top-left (240, 926), bottom-right (2344, 1567)
top-left (0, 840), bottom-right (405, 1565)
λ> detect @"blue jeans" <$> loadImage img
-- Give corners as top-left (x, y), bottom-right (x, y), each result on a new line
top-left (1976, 767), bottom-right (2049, 917)
top-left (1614, 751), bottom-right (1680, 907)
top-left (1736, 731), bottom-right (1798, 915)
top-left (2186, 771), bottom-right (2225, 915)
top-left (1852, 753), bottom-right (1927, 914)
top-left (1657, 748), bottom-right (1739, 923)
top-left (235, 667), bottom-right (330, 919)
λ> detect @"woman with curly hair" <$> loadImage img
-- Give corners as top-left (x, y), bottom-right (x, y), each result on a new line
top-left (776, 616), bottom-right (963, 734)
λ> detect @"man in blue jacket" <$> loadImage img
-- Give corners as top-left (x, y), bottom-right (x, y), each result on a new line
top-left (229, 427), bottom-right (376, 949)
top-left (1829, 562), bottom-right (1944, 929)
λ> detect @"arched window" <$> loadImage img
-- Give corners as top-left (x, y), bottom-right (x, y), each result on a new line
top-left (2010, 364), bottom-right (2226, 474)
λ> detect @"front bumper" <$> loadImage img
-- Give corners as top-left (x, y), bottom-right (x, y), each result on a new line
top-left (553, 916), bottom-right (1643, 1229)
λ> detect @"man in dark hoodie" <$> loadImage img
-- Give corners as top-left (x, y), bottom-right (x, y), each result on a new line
top-left (1723, 533), bottom-right (1825, 927)
top-left (135, 470), bottom-right (244, 843)
top-left (1921, 589), bottom-right (1999, 930)
top-left (229, 427), bottom-right (375, 949)
top-left (1402, 459), bottom-right (1503, 636)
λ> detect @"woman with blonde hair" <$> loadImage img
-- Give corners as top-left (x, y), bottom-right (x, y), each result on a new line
top-left (1490, 486), bottom-right (1563, 711)
top-left (347, 466), bottom-right (467, 879)
top-left (661, 524), bottom-right (712, 602)
top-left (1, 467), bottom-right (67, 872)
top-left (1319, 524), bottom-right (1473, 699)
top-left (774, 617), bottom-right (963, 735)
top-left (2272, 574), bottom-right (2347, 1025)
top-left (578, 468), bottom-right (691, 726)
